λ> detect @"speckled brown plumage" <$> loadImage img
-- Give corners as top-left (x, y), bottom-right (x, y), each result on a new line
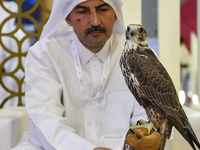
top-left (120, 24), bottom-right (200, 150)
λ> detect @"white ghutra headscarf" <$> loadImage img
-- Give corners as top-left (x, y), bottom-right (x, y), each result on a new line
top-left (40, 0), bottom-right (126, 40)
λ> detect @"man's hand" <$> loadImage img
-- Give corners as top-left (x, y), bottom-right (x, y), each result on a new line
top-left (124, 128), bottom-right (161, 150)
top-left (93, 148), bottom-right (112, 150)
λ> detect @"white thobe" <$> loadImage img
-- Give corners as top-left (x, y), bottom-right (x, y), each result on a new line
top-left (12, 31), bottom-right (147, 150)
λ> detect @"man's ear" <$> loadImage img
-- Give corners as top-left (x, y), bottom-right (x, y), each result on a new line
top-left (114, 14), bottom-right (117, 22)
top-left (65, 15), bottom-right (72, 26)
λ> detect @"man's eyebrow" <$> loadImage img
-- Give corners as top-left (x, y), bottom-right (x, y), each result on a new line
top-left (75, 5), bottom-right (89, 10)
top-left (96, 3), bottom-right (110, 9)
top-left (75, 3), bottom-right (110, 10)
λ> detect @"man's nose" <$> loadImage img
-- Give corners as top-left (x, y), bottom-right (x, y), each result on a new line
top-left (89, 11), bottom-right (101, 26)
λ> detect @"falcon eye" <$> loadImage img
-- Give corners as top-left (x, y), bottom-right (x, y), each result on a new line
top-left (127, 26), bottom-right (130, 32)
top-left (139, 28), bottom-right (144, 33)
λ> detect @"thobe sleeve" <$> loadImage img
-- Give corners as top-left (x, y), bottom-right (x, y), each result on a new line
top-left (120, 98), bottom-right (148, 150)
top-left (24, 44), bottom-right (96, 150)
top-left (130, 99), bottom-right (148, 125)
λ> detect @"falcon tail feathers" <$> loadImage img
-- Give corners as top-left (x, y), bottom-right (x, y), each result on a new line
top-left (187, 122), bottom-right (200, 149)
top-left (168, 115), bottom-right (200, 150)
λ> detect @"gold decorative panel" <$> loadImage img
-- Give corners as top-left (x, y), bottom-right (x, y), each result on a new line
top-left (0, 0), bottom-right (52, 108)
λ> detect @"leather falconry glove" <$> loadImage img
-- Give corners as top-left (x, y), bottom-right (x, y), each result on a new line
top-left (123, 127), bottom-right (161, 150)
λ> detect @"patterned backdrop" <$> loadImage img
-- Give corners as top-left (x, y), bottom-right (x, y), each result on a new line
top-left (0, 0), bottom-right (52, 108)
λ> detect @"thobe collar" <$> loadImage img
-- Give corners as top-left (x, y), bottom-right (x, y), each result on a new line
top-left (70, 31), bottom-right (111, 65)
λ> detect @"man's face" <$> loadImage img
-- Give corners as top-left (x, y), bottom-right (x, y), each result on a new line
top-left (66, 0), bottom-right (117, 53)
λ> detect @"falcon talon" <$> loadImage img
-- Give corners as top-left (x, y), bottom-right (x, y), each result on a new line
top-left (130, 129), bottom-right (134, 134)
top-left (136, 120), bottom-right (141, 125)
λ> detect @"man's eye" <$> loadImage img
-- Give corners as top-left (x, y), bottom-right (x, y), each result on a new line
top-left (98, 9), bottom-right (108, 12)
top-left (77, 10), bottom-right (87, 14)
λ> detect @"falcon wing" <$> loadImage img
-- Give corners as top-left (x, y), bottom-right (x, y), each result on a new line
top-left (126, 46), bottom-right (190, 137)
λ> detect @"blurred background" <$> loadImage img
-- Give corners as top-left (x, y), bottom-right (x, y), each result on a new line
top-left (0, 0), bottom-right (51, 107)
top-left (141, 0), bottom-right (199, 108)
top-left (0, 0), bottom-right (199, 109)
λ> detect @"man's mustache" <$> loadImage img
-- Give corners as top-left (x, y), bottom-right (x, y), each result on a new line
top-left (85, 26), bottom-right (107, 35)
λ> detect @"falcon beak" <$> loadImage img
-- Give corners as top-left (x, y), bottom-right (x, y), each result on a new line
top-left (130, 29), bottom-right (137, 37)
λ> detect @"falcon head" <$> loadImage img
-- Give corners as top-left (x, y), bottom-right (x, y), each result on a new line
top-left (126, 24), bottom-right (148, 47)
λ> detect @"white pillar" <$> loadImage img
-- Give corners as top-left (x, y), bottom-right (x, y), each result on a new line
top-left (157, 0), bottom-right (181, 92)
top-left (122, 0), bottom-right (142, 27)
top-left (190, 32), bottom-right (198, 94)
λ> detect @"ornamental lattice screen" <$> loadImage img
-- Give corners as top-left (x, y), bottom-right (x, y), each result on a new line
top-left (0, 0), bottom-right (52, 108)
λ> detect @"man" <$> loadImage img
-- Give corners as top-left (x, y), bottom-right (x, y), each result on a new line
top-left (12, 0), bottom-right (161, 150)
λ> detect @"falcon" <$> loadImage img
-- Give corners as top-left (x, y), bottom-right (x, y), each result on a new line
top-left (120, 24), bottom-right (200, 150)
